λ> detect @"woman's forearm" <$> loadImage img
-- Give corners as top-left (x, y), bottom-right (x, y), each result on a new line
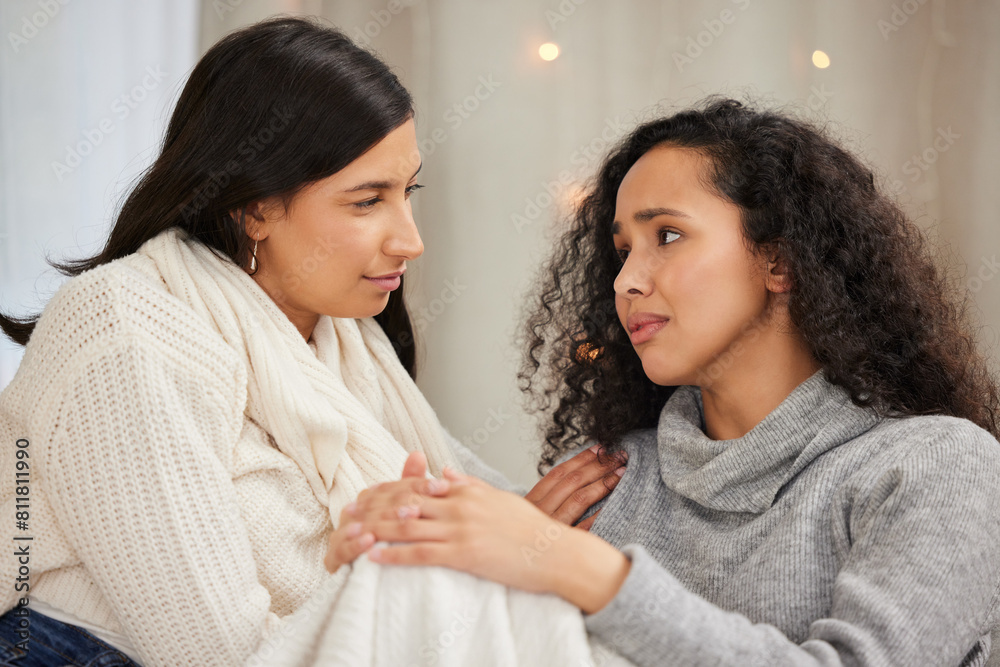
top-left (548, 528), bottom-right (632, 615)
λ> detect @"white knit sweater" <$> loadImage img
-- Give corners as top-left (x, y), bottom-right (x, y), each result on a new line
top-left (0, 241), bottom-right (514, 666)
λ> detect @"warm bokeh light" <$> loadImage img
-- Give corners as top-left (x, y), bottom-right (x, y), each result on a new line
top-left (559, 182), bottom-right (588, 214)
top-left (539, 42), bottom-right (560, 61)
top-left (812, 50), bottom-right (831, 68)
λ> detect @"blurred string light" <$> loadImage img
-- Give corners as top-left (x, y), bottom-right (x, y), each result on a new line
top-left (539, 42), bottom-right (560, 61)
top-left (560, 182), bottom-right (588, 213)
top-left (812, 50), bottom-right (831, 68)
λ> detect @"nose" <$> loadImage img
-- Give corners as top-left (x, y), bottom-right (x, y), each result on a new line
top-left (385, 200), bottom-right (424, 260)
top-left (613, 250), bottom-right (653, 300)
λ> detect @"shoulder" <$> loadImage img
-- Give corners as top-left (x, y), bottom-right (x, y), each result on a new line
top-left (862, 414), bottom-right (1000, 471)
top-left (840, 414), bottom-right (1000, 525)
top-left (614, 427), bottom-right (659, 476)
top-left (620, 427), bottom-right (658, 453)
top-left (17, 254), bottom-right (245, 405)
top-left (551, 427), bottom-right (658, 468)
top-left (37, 254), bottom-right (199, 346)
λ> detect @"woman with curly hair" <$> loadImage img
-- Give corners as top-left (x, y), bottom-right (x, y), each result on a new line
top-left (347, 98), bottom-right (1000, 666)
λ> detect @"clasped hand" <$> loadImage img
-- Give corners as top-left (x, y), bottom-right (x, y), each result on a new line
top-left (323, 446), bottom-right (629, 610)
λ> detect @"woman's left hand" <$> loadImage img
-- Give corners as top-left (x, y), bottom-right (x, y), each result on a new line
top-left (345, 464), bottom-right (631, 613)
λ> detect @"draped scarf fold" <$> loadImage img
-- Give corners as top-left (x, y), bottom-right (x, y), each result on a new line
top-left (136, 229), bottom-right (632, 667)
top-left (137, 227), bottom-right (462, 521)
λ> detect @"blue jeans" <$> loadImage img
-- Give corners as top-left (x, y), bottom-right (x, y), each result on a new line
top-left (0, 606), bottom-right (141, 666)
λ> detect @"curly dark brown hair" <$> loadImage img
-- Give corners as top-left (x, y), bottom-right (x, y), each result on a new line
top-left (520, 97), bottom-right (999, 472)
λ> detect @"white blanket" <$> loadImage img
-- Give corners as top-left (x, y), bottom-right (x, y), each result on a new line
top-left (250, 550), bottom-right (633, 667)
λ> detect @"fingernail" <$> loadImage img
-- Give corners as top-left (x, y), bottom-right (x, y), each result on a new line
top-left (369, 546), bottom-right (382, 561)
top-left (589, 444), bottom-right (600, 453)
top-left (427, 478), bottom-right (447, 494)
top-left (346, 521), bottom-right (362, 537)
top-left (346, 501), bottom-right (357, 515)
top-left (615, 466), bottom-right (626, 477)
top-left (358, 533), bottom-right (375, 549)
top-left (396, 505), bottom-right (419, 521)
top-left (444, 468), bottom-right (468, 484)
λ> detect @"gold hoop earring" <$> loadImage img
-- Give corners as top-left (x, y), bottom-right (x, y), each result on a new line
top-left (249, 237), bottom-right (259, 275)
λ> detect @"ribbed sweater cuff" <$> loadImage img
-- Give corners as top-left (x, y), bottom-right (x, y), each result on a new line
top-left (583, 543), bottom-right (680, 657)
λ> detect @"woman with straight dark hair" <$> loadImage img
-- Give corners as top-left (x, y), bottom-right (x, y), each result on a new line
top-left (0, 17), bottom-right (623, 666)
top-left (345, 98), bottom-right (1000, 666)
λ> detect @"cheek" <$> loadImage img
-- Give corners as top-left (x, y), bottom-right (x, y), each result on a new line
top-left (662, 243), bottom-right (766, 333)
top-left (309, 228), bottom-right (376, 284)
top-left (653, 251), bottom-right (719, 315)
top-left (615, 294), bottom-right (629, 331)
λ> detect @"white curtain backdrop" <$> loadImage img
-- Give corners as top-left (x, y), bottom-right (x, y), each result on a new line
top-left (4, 1), bottom-right (999, 493)
top-left (0, 0), bottom-right (200, 388)
top-left (200, 0), bottom-right (1000, 489)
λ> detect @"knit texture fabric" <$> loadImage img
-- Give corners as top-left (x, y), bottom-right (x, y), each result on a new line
top-left (134, 228), bottom-right (462, 517)
top-left (582, 371), bottom-right (1000, 666)
top-left (0, 228), bottom-right (467, 666)
top-left (250, 545), bottom-right (634, 667)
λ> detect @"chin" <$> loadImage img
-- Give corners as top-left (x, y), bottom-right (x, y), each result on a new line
top-left (362, 296), bottom-right (392, 319)
top-left (639, 352), bottom-right (701, 388)
top-left (639, 359), bottom-right (679, 387)
top-left (326, 299), bottom-right (390, 321)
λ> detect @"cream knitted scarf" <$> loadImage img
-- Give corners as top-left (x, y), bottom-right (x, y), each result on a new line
top-left (136, 227), bottom-right (462, 520)
top-left (136, 229), bottom-right (632, 667)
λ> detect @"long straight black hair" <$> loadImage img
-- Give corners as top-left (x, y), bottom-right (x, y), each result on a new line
top-left (0, 16), bottom-right (420, 376)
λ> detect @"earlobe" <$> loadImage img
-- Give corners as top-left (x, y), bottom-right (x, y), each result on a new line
top-left (766, 258), bottom-right (793, 294)
top-left (233, 203), bottom-right (271, 242)
top-left (762, 244), bottom-right (793, 294)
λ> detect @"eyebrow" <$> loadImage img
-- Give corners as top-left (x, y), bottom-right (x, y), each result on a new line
top-left (612, 207), bottom-right (691, 234)
top-left (343, 162), bottom-right (423, 193)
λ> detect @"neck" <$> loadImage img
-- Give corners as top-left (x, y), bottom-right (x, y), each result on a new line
top-left (699, 320), bottom-right (821, 441)
top-left (285, 312), bottom-right (318, 342)
top-left (250, 273), bottom-right (318, 341)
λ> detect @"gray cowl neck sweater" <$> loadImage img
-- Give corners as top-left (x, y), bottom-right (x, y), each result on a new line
top-left (579, 370), bottom-right (1000, 666)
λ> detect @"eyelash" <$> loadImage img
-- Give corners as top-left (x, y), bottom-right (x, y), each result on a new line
top-left (354, 183), bottom-right (425, 210)
top-left (615, 228), bottom-right (680, 263)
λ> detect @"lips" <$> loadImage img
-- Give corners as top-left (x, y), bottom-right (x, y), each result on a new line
top-left (365, 270), bottom-right (404, 292)
top-left (626, 312), bottom-right (670, 345)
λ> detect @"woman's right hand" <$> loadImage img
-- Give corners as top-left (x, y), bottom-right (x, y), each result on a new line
top-left (324, 504), bottom-right (378, 574)
top-left (525, 444), bottom-right (627, 531)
